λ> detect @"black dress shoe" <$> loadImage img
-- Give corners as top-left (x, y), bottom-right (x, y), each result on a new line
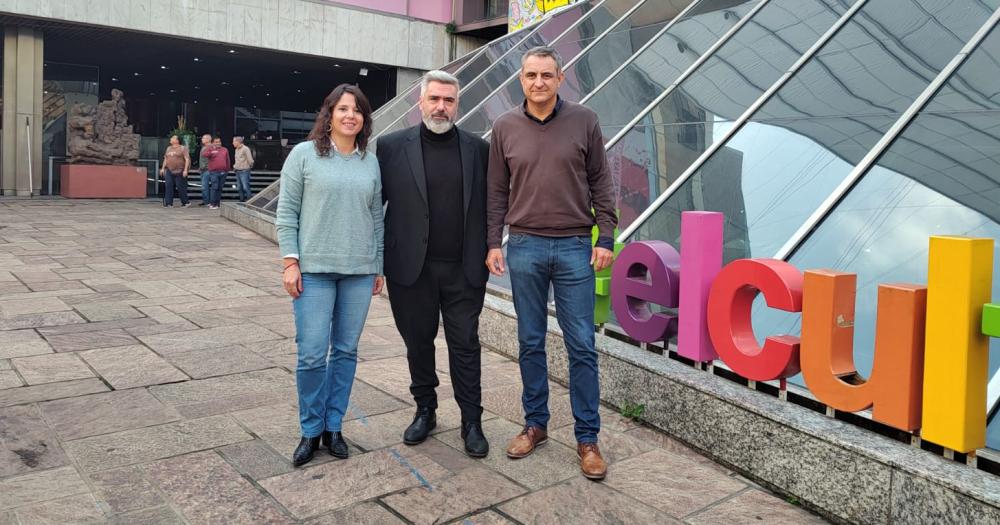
top-left (462, 421), bottom-right (489, 458)
top-left (403, 406), bottom-right (436, 445)
top-left (292, 436), bottom-right (321, 467)
top-left (322, 430), bottom-right (349, 459)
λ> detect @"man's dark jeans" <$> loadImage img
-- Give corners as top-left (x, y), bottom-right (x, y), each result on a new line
top-left (209, 171), bottom-right (226, 205)
top-left (163, 170), bottom-right (189, 206)
top-left (507, 233), bottom-right (600, 443)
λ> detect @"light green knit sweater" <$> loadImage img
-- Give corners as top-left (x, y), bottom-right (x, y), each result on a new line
top-left (276, 141), bottom-right (383, 275)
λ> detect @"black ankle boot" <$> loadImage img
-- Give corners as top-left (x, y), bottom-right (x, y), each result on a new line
top-left (403, 406), bottom-right (436, 445)
top-left (292, 436), bottom-right (321, 467)
top-left (322, 430), bottom-right (349, 459)
top-left (462, 421), bottom-right (489, 458)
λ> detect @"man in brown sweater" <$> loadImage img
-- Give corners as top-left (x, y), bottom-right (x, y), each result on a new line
top-left (486, 46), bottom-right (617, 480)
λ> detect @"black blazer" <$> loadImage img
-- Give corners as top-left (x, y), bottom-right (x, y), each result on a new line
top-left (377, 125), bottom-right (490, 288)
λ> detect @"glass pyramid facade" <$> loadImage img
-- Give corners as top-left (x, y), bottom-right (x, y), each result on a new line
top-left (246, 0), bottom-right (1000, 452)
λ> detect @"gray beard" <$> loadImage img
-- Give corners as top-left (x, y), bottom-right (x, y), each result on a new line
top-left (422, 115), bottom-right (453, 134)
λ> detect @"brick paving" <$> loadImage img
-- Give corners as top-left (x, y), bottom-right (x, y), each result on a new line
top-left (0, 200), bottom-right (826, 524)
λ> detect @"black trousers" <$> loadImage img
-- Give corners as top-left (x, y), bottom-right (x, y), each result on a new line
top-left (163, 170), bottom-right (189, 206)
top-left (387, 259), bottom-right (486, 424)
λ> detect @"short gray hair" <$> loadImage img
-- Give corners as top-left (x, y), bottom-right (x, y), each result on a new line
top-left (521, 46), bottom-right (564, 73)
top-left (420, 70), bottom-right (460, 96)
top-left (233, 136), bottom-right (244, 143)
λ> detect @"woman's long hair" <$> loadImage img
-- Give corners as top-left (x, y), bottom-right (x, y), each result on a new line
top-left (308, 84), bottom-right (373, 158)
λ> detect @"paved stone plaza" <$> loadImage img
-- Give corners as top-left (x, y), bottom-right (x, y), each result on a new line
top-left (0, 200), bottom-right (825, 524)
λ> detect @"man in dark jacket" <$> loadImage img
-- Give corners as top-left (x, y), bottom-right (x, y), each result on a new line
top-left (377, 70), bottom-right (491, 457)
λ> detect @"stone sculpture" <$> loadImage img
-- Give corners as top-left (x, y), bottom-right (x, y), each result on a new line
top-left (66, 89), bottom-right (140, 165)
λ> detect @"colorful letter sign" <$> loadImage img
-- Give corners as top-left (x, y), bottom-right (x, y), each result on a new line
top-left (921, 236), bottom-right (993, 453)
top-left (605, 212), bottom-right (999, 453)
top-left (800, 270), bottom-right (926, 431)
top-left (611, 241), bottom-right (680, 343)
top-left (706, 259), bottom-right (803, 382)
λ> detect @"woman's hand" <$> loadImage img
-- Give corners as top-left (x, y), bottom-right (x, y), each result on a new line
top-left (372, 275), bottom-right (385, 296)
top-left (283, 263), bottom-right (303, 298)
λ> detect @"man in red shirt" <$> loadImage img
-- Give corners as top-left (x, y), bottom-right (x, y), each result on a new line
top-left (201, 136), bottom-right (231, 209)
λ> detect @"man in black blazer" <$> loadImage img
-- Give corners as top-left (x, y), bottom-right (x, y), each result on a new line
top-left (377, 70), bottom-right (491, 457)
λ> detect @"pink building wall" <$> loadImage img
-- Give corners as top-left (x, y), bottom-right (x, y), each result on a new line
top-left (324, 0), bottom-right (453, 24)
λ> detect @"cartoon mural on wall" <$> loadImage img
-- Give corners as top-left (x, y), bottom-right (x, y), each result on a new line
top-left (509, 0), bottom-right (581, 31)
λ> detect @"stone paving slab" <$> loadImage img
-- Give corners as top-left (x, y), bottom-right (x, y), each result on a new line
top-left (0, 201), bottom-right (824, 524)
top-left (39, 389), bottom-right (182, 441)
top-left (81, 345), bottom-right (189, 389)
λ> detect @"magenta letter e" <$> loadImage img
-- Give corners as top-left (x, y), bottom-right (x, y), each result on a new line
top-left (611, 241), bottom-right (680, 343)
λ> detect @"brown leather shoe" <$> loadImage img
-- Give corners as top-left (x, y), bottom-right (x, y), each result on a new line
top-left (578, 443), bottom-right (607, 480)
top-left (506, 426), bottom-right (548, 459)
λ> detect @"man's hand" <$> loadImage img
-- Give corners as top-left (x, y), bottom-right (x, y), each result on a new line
top-left (372, 275), bottom-right (385, 296)
top-left (486, 248), bottom-right (505, 277)
top-left (182, 170), bottom-right (188, 178)
top-left (591, 247), bottom-right (614, 272)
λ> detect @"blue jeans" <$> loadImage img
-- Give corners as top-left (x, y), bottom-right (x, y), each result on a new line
top-left (209, 171), bottom-right (226, 205)
top-left (507, 233), bottom-right (600, 443)
top-left (200, 170), bottom-right (211, 202)
top-left (235, 169), bottom-right (252, 201)
top-left (293, 272), bottom-right (375, 437)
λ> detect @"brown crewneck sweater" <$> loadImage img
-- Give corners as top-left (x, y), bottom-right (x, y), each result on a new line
top-left (486, 99), bottom-right (617, 249)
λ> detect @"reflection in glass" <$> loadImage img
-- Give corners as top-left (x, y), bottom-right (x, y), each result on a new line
top-left (609, 0), bottom-right (852, 230)
top-left (460, 0), bottom-right (683, 136)
top-left (388, 2), bottom-right (596, 136)
top-left (585, 0), bottom-right (765, 140)
top-left (630, 0), bottom-right (996, 263)
top-left (744, 25), bottom-right (1000, 446)
top-left (372, 29), bottom-right (527, 137)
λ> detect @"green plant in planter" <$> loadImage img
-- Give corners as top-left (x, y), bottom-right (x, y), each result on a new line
top-left (169, 115), bottom-right (197, 152)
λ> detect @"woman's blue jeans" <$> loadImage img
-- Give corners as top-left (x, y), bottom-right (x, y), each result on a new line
top-left (293, 272), bottom-right (375, 437)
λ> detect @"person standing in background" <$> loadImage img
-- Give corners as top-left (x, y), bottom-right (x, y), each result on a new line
top-left (203, 136), bottom-right (230, 209)
top-left (197, 134), bottom-right (212, 206)
top-left (159, 135), bottom-right (191, 208)
top-left (233, 136), bottom-right (255, 202)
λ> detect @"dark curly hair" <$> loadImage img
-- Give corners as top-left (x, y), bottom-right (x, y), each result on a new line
top-left (308, 84), bottom-right (373, 158)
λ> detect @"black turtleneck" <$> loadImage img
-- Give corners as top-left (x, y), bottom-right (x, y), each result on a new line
top-left (420, 123), bottom-right (464, 261)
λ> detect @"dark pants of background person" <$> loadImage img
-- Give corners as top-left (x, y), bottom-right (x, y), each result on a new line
top-left (387, 259), bottom-right (486, 425)
top-left (163, 170), bottom-right (189, 206)
top-left (235, 169), bottom-right (252, 201)
top-left (506, 233), bottom-right (600, 443)
top-left (200, 170), bottom-right (211, 203)
top-left (209, 171), bottom-right (226, 206)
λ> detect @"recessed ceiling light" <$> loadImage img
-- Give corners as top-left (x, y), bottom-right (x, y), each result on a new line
top-left (193, 57), bottom-right (201, 62)
top-left (194, 85), bottom-right (200, 90)
top-left (194, 100), bottom-right (198, 104)
top-left (169, 89), bottom-right (176, 93)
top-left (292, 70), bottom-right (301, 74)
top-left (111, 77), bottom-right (119, 81)
top-left (296, 89), bottom-right (302, 93)
top-left (334, 64), bottom-right (341, 68)
top-left (160, 65), bottom-right (168, 70)
top-left (133, 72), bottom-right (141, 76)
top-left (228, 49), bottom-right (237, 54)
top-left (265, 93), bottom-right (271, 96)
top-left (220, 81), bottom-right (229, 86)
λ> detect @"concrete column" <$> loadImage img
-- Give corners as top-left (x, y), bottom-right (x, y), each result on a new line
top-left (1, 26), bottom-right (43, 196)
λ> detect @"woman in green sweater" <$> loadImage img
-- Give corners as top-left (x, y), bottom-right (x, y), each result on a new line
top-left (276, 84), bottom-right (384, 467)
